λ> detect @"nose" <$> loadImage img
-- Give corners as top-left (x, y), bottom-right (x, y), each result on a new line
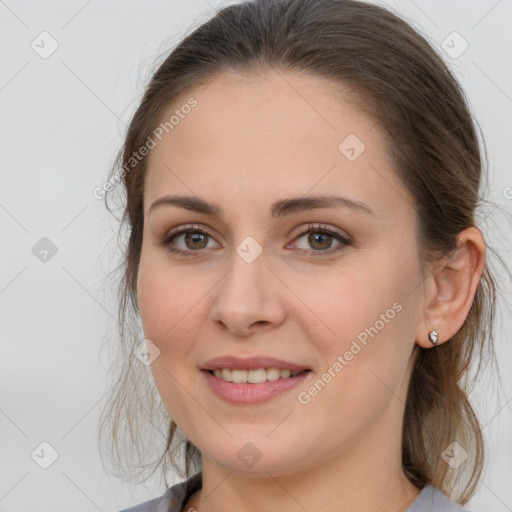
top-left (209, 249), bottom-right (287, 337)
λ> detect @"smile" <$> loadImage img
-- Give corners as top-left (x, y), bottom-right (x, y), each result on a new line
top-left (210, 368), bottom-right (306, 383)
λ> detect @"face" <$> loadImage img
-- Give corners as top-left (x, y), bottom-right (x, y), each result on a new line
top-left (137, 70), bottom-right (426, 476)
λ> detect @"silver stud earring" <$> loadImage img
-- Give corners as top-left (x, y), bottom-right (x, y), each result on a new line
top-left (428, 329), bottom-right (438, 345)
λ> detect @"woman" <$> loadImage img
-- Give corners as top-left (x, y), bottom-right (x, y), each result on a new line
top-left (99, 0), bottom-right (501, 510)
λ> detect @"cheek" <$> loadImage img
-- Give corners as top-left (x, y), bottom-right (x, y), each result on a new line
top-left (294, 263), bottom-right (403, 349)
top-left (137, 252), bottom-right (204, 345)
top-left (292, 273), bottom-right (413, 442)
top-left (299, 257), bottom-right (415, 392)
top-left (137, 257), bottom-right (208, 429)
top-left (136, 251), bottom-right (215, 378)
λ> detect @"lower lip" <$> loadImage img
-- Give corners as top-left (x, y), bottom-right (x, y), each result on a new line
top-left (201, 370), bottom-right (312, 404)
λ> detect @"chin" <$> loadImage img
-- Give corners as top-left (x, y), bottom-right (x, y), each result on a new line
top-left (202, 437), bottom-right (310, 476)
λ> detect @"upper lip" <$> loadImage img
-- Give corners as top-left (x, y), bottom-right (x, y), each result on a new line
top-left (201, 355), bottom-right (310, 372)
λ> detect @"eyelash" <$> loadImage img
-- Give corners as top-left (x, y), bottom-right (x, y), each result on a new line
top-left (157, 223), bottom-right (352, 257)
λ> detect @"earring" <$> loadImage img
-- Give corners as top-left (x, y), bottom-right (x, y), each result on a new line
top-left (428, 329), bottom-right (438, 345)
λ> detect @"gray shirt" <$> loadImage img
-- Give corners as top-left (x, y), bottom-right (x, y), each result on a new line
top-left (118, 472), bottom-right (471, 512)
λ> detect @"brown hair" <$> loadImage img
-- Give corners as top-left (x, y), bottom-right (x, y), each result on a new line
top-left (99, 0), bottom-right (505, 504)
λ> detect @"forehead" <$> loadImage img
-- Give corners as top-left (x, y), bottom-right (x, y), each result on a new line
top-left (143, 70), bottom-right (411, 221)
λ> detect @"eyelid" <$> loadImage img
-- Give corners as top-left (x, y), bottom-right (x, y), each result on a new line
top-left (291, 223), bottom-right (351, 241)
top-left (165, 223), bottom-right (211, 238)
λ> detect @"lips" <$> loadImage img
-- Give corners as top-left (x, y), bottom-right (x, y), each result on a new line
top-left (201, 355), bottom-right (311, 372)
top-left (202, 365), bottom-right (312, 404)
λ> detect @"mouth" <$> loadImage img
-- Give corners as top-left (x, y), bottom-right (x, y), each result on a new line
top-left (201, 368), bottom-right (313, 404)
top-left (199, 355), bottom-right (312, 403)
top-left (205, 367), bottom-right (310, 383)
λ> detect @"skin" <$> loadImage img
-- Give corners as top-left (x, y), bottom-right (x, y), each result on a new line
top-left (136, 70), bottom-right (485, 512)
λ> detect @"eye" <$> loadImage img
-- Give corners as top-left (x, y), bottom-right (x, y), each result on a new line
top-left (157, 224), bottom-right (220, 256)
top-left (289, 223), bottom-right (351, 255)
top-left (157, 222), bottom-right (351, 257)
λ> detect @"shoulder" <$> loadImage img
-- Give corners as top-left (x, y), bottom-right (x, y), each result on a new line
top-left (116, 471), bottom-right (203, 512)
top-left (408, 484), bottom-right (472, 512)
top-left (117, 494), bottom-right (163, 512)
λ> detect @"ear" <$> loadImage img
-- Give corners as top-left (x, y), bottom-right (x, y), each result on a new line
top-left (415, 227), bottom-right (486, 348)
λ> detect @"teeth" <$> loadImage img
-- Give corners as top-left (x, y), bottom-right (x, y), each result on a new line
top-left (212, 368), bottom-right (304, 383)
top-left (232, 369), bottom-right (248, 383)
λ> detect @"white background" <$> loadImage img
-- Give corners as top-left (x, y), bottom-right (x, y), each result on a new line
top-left (1, 0), bottom-right (511, 510)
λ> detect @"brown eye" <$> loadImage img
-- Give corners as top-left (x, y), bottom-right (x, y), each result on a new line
top-left (158, 225), bottom-right (220, 256)
top-left (306, 232), bottom-right (334, 250)
top-left (291, 224), bottom-right (351, 255)
top-left (182, 232), bottom-right (209, 250)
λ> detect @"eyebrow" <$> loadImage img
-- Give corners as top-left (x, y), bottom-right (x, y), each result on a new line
top-left (148, 194), bottom-right (375, 218)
